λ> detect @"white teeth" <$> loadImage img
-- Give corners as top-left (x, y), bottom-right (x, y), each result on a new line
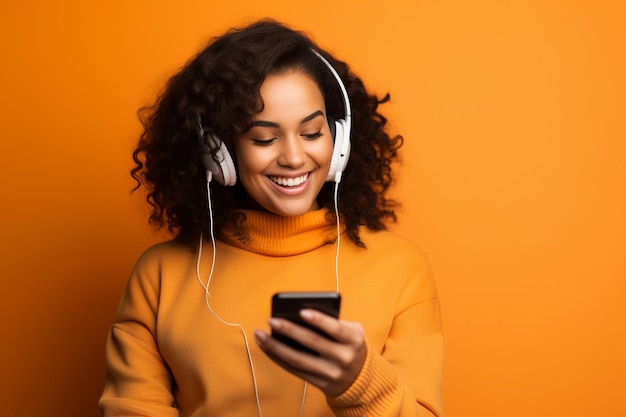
top-left (270, 173), bottom-right (308, 187)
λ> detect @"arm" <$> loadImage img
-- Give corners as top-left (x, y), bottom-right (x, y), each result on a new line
top-left (327, 248), bottom-right (445, 417)
top-left (255, 250), bottom-right (444, 416)
top-left (328, 297), bottom-right (444, 417)
top-left (98, 254), bottom-right (179, 417)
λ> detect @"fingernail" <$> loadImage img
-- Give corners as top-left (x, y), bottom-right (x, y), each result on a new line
top-left (269, 318), bottom-right (281, 328)
top-left (300, 309), bottom-right (314, 320)
top-left (255, 330), bottom-right (267, 343)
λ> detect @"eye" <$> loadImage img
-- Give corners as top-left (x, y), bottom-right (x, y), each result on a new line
top-left (302, 131), bottom-right (323, 140)
top-left (252, 138), bottom-right (277, 146)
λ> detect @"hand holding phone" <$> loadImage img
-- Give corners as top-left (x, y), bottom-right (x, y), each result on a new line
top-left (271, 292), bottom-right (341, 355)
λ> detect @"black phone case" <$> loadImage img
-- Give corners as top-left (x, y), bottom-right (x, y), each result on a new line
top-left (271, 292), bottom-right (341, 355)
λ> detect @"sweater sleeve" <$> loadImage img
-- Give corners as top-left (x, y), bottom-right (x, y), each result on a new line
top-left (98, 250), bottom-right (179, 417)
top-left (327, 250), bottom-right (445, 417)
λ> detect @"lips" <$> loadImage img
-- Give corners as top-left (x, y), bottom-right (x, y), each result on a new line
top-left (269, 173), bottom-right (309, 187)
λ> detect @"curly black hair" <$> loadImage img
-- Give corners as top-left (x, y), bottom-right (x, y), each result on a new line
top-left (132, 19), bottom-right (403, 247)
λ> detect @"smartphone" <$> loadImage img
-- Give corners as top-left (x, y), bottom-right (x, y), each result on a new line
top-left (271, 292), bottom-right (341, 355)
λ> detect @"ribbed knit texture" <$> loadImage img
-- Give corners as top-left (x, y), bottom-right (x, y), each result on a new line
top-left (220, 208), bottom-right (341, 256)
top-left (328, 341), bottom-right (402, 416)
top-left (99, 209), bottom-right (444, 417)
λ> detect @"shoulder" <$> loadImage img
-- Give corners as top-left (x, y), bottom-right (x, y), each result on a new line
top-left (134, 240), bottom-right (196, 266)
top-left (342, 228), bottom-right (434, 282)
top-left (128, 240), bottom-right (198, 283)
top-left (119, 240), bottom-right (198, 302)
top-left (355, 229), bottom-right (436, 291)
top-left (341, 228), bottom-right (438, 306)
top-left (357, 228), bottom-right (431, 266)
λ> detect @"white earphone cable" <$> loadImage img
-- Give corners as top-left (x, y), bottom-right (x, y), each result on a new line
top-left (333, 181), bottom-right (341, 294)
top-left (196, 46), bottom-right (347, 414)
top-left (198, 176), bottom-right (342, 417)
top-left (196, 175), bottom-right (264, 417)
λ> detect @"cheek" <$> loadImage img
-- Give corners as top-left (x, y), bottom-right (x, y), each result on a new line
top-left (320, 136), bottom-right (334, 166)
top-left (235, 146), bottom-right (264, 177)
top-left (235, 154), bottom-right (264, 199)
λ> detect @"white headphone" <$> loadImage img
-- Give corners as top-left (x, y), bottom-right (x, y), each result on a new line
top-left (200, 49), bottom-right (352, 186)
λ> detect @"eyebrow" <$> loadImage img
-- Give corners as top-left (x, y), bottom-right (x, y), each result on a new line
top-left (250, 110), bottom-right (324, 128)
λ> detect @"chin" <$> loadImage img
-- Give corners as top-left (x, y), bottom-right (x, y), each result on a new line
top-left (270, 208), bottom-right (313, 217)
top-left (266, 201), bottom-right (319, 217)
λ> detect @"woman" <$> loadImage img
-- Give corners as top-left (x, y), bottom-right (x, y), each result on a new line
top-left (99, 19), bottom-right (444, 417)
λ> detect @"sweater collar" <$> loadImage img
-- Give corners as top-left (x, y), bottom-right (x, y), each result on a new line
top-left (220, 209), bottom-right (340, 256)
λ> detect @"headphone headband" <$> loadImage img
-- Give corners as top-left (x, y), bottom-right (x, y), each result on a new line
top-left (310, 49), bottom-right (352, 183)
top-left (203, 48), bottom-right (352, 184)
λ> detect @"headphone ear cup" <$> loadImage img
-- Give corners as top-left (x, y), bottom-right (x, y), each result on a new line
top-left (326, 118), bottom-right (350, 182)
top-left (201, 135), bottom-right (237, 186)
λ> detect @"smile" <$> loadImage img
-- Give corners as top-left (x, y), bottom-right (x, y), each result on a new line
top-left (269, 173), bottom-right (309, 187)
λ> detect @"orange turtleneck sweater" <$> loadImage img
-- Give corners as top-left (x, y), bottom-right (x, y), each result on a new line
top-left (99, 209), bottom-right (444, 416)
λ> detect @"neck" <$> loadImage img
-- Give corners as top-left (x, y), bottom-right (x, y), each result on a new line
top-left (219, 209), bottom-right (341, 256)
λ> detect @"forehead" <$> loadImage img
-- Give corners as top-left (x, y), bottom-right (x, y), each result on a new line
top-left (255, 70), bottom-right (326, 120)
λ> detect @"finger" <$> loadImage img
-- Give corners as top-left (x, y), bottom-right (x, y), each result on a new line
top-left (255, 329), bottom-right (348, 395)
top-left (267, 317), bottom-right (339, 357)
top-left (299, 309), bottom-right (364, 346)
top-left (265, 318), bottom-right (363, 379)
top-left (255, 325), bottom-right (368, 397)
top-left (256, 327), bottom-right (364, 397)
top-left (254, 329), bottom-right (330, 375)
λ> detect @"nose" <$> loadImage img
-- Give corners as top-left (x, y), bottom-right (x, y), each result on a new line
top-left (277, 136), bottom-right (306, 168)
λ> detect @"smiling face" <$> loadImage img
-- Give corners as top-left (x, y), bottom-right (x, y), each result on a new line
top-left (234, 70), bottom-right (333, 217)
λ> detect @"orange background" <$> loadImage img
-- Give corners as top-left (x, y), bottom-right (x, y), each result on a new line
top-left (1, 1), bottom-right (624, 416)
